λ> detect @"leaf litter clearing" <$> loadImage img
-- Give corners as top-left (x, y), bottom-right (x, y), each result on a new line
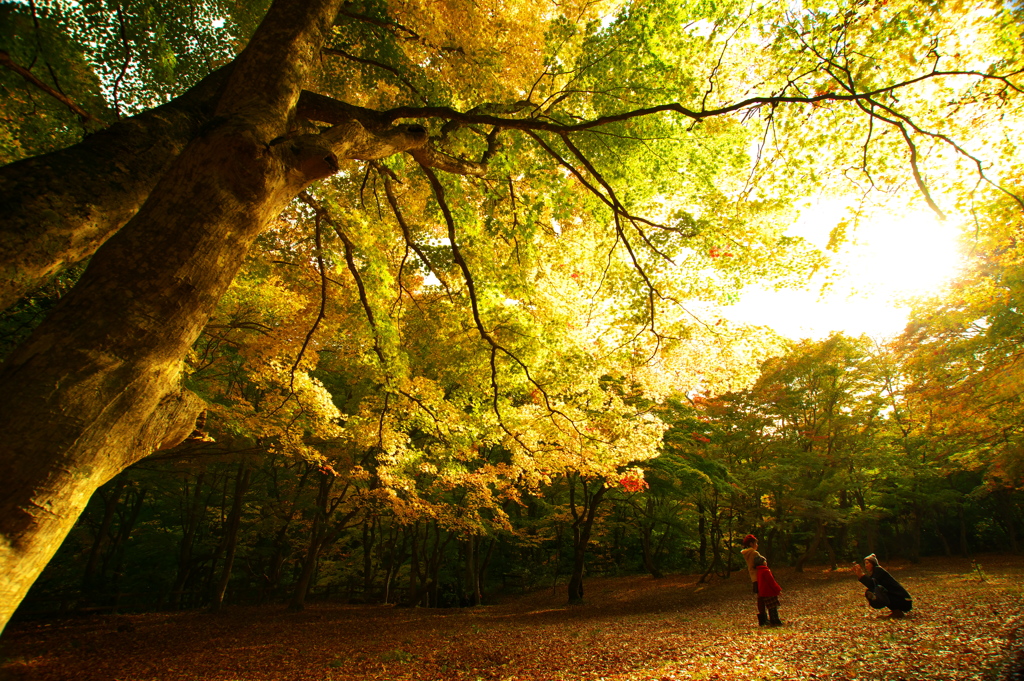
top-left (1, 556), bottom-right (1021, 681)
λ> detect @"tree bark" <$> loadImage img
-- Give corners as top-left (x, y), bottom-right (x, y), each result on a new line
top-left (958, 503), bottom-right (970, 557)
top-left (288, 473), bottom-right (332, 611)
top-left (463, 535), bottom-right (479, 607)
top-left (289, 514), bottom-right (326, 611)
top-left (640, 521), bottom-right (663, 578)
top-left (0, 0), bottom-right (429, 633)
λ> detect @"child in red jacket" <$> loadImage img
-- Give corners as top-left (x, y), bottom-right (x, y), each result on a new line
top-left (754, 555), bottom-right (783, 627)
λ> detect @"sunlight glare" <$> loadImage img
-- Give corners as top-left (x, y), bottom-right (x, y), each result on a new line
top-left (724, 200), bottom-right (963, 340)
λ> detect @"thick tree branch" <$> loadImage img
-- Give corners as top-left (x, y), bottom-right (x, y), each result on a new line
top-left (216, 0), bottom-right (345, 136)
top-left (0, 64), bottom-right (234, 311)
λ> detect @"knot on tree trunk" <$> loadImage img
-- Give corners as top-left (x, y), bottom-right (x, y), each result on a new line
top-left (134, 386), bottom-right (207, 460)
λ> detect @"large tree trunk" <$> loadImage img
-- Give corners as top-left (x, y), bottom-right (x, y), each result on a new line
top-left (0, 0), bottom-right (432, 630)
top-left (0, 0), bottom-right (354, 633)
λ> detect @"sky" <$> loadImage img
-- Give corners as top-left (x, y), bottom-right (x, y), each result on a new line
top-left (722, 198), bottom-right (965, 341)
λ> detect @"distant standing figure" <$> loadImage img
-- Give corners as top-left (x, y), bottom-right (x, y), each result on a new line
top-left (852, 553), bottom-right (912, 618)
top-left (741, 534), bottom-right (763, 624)
top-left (754, 555), bottom-right (783, 626)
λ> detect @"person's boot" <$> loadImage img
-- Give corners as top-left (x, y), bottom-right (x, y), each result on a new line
top-left (757, 613), bottom-right (768, 627)
top-left (768, 608), bottom-right (783, 626)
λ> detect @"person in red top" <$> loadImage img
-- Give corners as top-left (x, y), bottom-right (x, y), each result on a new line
top-left (754, 555), bottom-right (783, 627)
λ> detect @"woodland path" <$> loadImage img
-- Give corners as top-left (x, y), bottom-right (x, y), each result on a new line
top-left (1, 555), bottom-right (1021, 681)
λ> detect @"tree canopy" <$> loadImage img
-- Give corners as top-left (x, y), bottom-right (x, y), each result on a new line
top-left (0, 0), bottom-right (1021, 631)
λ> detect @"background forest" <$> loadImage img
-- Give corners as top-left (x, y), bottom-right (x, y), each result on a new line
top-left (1, 0), bottom-right (1022, 624)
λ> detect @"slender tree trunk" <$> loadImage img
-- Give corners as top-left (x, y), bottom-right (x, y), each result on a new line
top-left (697, 501), bottom-right (707, 570)
top-left (408, 521), bottom-right (422, 606)
top-left (997, 490), bottom-right (1019, 553)
top-left (82, 478), bottom-right (126, 591)
top-left (937, 528), bottom-right (952, 557)
top-left (289, 517), bottom-right (325, 611)
top-left (566, 478), bottom-right (606, 604)
top-left (795, 519), bottom-right (825, 573)
top-left (170, 473), bottom-right (207, 609)
top-left (822, 533), bottom-right (838, 570)
top-left (463, 535), bottom-right (480, 607)
top-left (106, 487), bottom-right (146, 597)
top-left (640, 519), bottom-right (663, 578)
top-left (211, 462), bottom-right (251, 611)
top-left (204, 475), bottom-right (232, 605)
top-left (550, 525), bottom-right (562, 594)
top-left (288, 474), bottom-right (333, 611)
top-left (477, 536), bottom-right (495, 602)
top-left (909, 508), bottom-right (923, 563)
top-left (362, 515), bottom-right (375, 600)
top-left (958, 503), bottom-right (970, 557)
top-left (381, 524), bottom-right (400, 605)
top-left (260, 461), bottom-right (309, 603)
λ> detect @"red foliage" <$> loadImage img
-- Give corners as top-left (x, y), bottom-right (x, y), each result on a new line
top-left (620, 475), bottom-right (649, 493)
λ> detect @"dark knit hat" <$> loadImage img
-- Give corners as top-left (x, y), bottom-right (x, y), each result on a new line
top-left (753, 555), bottom-right (766, 567)
top-left (742, 534), bottom-right (757, 547)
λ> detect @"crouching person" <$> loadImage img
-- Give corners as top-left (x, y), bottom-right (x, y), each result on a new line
top-left (853, 553), bottom-right (912, 618)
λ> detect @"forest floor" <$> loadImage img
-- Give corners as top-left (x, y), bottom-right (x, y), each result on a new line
top-left (1, 555), bottom-right (1022, 681)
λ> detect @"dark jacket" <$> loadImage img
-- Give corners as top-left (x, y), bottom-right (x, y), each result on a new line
top-left (859, 565), bottom-right (912, 612)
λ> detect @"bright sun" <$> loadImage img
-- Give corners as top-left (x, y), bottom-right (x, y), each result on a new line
top-left (724, 199), bottom-right (964, 340)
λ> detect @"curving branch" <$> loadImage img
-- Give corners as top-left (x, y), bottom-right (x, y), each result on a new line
top-left (417, 162), bottom-right (606, 448)
top-left (407, 145), bottom-right (489, 177)
top-left (288, 209), bottom-right (330, 390)
top-left (321, 46), bottom-right (424, 102)
top-left (337, 8), bottom-right (420, 41)
top-left (299, 192), bottom-right (385, 363)
top-left (852, 96), bottom-right (1024, 213)
top-left (299, 191), bottom-right (446, 438)
top-left (0, 50), bottom-right (99, 123)
top-left (524, 130), bottom-right (663, 341)
top-left (798, 30), bottom-right (1022, 213)
top-left (377, 167), bottom-right (456, 299)
top-left (558, 132), bottom-right (675, 262)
